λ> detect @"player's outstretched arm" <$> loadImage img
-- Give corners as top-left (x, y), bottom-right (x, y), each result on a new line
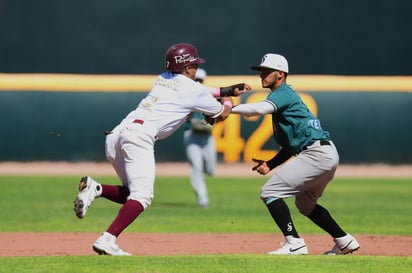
top-left (231, 101), bottom-right (274, 117)
top-left (219, 83), bottom-right (252, 97)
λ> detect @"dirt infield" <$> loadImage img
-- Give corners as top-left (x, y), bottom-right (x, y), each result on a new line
top-left (0, 162), bottom-right (411, 257)
top-left (1, 162), bottom-right (412, 177)
top-left (1, 233), bottom-right (411, 257)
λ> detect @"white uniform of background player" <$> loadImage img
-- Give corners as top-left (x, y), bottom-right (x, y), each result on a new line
top-left (73, 43), bottom-right (250, 256)
top-left (183, 68), bottom-right (216, 208)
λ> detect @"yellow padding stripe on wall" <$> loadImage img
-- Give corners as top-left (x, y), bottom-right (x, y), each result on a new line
top-left (0, 73), bottom-right (411, 92)
top-left (0, 74), bottom-right (155, 92)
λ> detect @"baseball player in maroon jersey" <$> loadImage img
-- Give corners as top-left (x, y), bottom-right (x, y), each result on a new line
top-left (73, 43), bottom-right (251, 255)
top-left (231, 53), bottom-right (360, 255)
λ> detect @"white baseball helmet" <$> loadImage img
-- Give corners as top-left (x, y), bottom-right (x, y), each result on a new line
top-left (251, 53), bottom-right (289, 73)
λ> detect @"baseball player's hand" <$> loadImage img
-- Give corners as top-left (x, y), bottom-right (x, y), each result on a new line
top-left (203, 114), bottom-right (216, 125)
top-left (233, 83), bottom-right (252, 96)
top-left (214, 97), bottom-right (234, 122)
top-left (203, 97), bottom-right (234, 124)
top-left (220, 83), bottom-right (252, 97)
top-left (220, 96), bottom-right (234, 106)
top-left (252, 158), bottom-right (270, 175)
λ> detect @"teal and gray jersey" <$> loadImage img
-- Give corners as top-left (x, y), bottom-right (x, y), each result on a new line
top-left (265, 83), bottom-right (330, 155)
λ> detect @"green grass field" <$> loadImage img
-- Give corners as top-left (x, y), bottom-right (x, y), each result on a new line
top-left (0, 175), bottom-right (411, 273)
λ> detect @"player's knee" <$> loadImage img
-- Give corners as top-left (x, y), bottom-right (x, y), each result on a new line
top-left (295, 199), bottom-right (316, 216)
top-left (128, 194), bottom-right (153, 210)
top-left (260, 188), bottom-right (273, 201)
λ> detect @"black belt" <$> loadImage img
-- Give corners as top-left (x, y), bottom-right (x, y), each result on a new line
top-left (319, 140), bottom-right (331, 146)
top-left (302, 140), bottom-right (331, 151)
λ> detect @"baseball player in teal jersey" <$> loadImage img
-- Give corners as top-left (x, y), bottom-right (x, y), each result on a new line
top-left (231, 53), bottom-right (360, 255)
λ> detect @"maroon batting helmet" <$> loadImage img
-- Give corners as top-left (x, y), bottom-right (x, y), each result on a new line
top-left (165, 43), bottom-right (205, 72)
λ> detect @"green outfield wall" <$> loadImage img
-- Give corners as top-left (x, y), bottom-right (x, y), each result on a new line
top-left (1, 0), bottom-right (411, 76)
top-left (1, 74), bottom-right (411, 164)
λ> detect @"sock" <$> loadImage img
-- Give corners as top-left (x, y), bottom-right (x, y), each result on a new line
top-left (266, 198), bottom-right (299, 237)
top-left (107, 199), bottom-right (144, 237)
top-left (101, 185), bottom-right (130, 204)
top-left (307, 204), bottom-right (346, 238)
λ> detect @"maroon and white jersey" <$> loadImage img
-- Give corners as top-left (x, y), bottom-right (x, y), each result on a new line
top-left (124, 72), bottom-right (223, 140)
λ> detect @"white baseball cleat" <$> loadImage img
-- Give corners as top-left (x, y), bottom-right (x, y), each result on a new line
top-left (325, 234), bottom-right (360, 255)
top-left (73, 176), bottom-right (102, 219)
top-left (93, 232), bottom-right (132, 256)
top-left (268, 235), bottom-right (308, 255)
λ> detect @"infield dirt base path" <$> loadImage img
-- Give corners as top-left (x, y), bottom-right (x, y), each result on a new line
top-left (1, 162), bottom-right (412, 178)
top-left (1, 233), bottom-right (411, 257)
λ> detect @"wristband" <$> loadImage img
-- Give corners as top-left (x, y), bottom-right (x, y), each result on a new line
top-left (211, 88), bottom-right (221, 98)
top-left (220, 86), bottom-right (235, 97)
top-left (223, 100), bottom-right (233, 108)
top-left (219, 83), bottom-right (245, 97)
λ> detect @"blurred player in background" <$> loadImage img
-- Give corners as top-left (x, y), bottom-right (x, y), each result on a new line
top-left (73, 43), bottom-right (250, 256)
top-left (183, 68), bottom-right (216, 208)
